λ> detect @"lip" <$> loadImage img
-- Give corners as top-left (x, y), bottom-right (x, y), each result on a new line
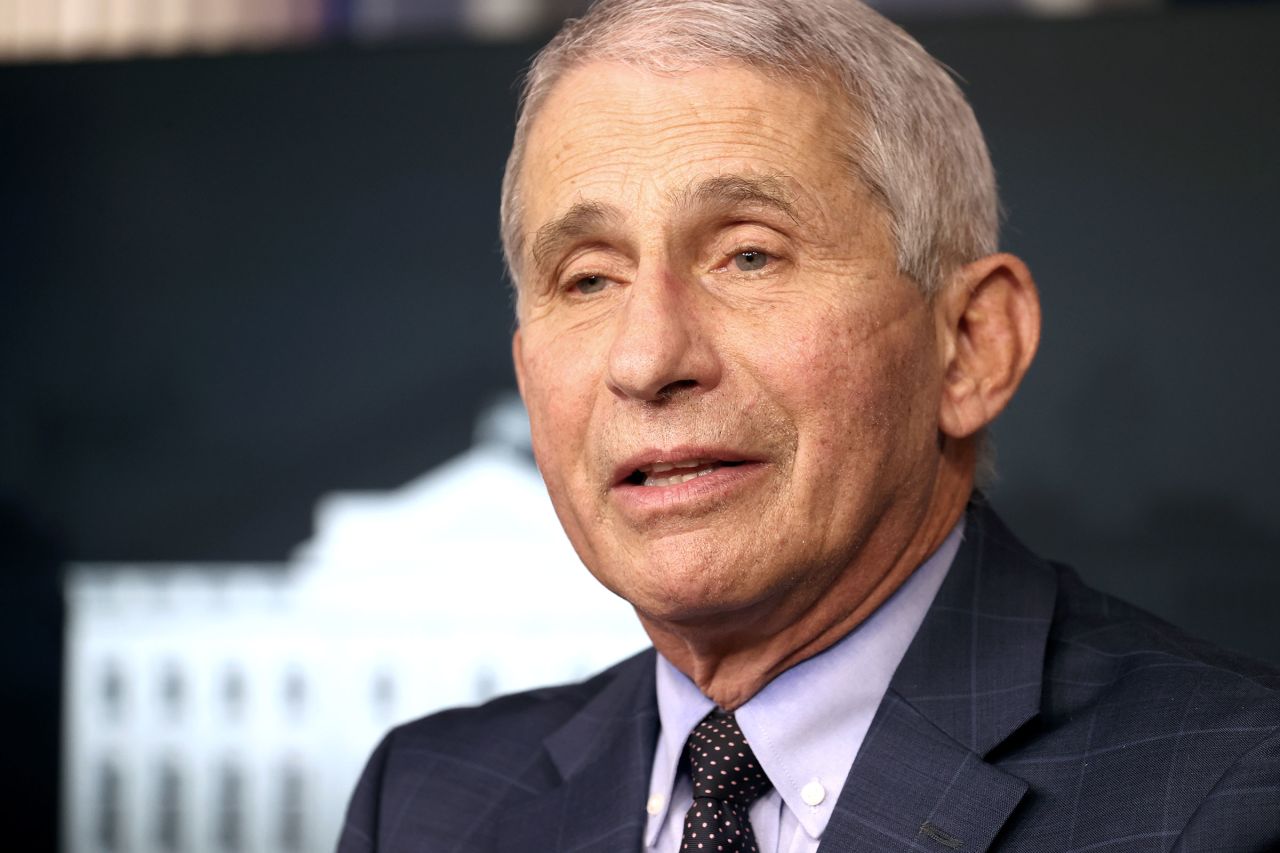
top-left (609, 446), bottom-right (766, 520)
top-left (610, 446), bottom-right (759, 487)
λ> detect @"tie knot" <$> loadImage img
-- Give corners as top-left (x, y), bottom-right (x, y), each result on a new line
top-left (684, 712), bottom-right (771, 805)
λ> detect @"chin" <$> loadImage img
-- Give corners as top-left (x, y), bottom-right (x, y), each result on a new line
top-left (608, 551), bottom-right (774, 626)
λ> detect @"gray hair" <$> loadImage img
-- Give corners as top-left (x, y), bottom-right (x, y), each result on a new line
top-left (499, 0), bottom-right (999, 298)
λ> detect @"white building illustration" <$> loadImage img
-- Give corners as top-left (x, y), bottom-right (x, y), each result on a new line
top-left (62, 397), bottom-right (649, 853)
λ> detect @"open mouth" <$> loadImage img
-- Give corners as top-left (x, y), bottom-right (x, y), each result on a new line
top-left (625, 458), bottom-right (746, 487)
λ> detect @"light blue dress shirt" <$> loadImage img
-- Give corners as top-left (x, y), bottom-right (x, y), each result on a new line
top-left (643, 521), bottom-right (964, 852)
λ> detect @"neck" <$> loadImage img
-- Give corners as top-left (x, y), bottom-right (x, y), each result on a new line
top-left (640, 439), bottom-right (975, 710)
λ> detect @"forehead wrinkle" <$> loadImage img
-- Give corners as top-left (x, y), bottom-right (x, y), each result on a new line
top-left (529, 200), bottom-right (624, 273)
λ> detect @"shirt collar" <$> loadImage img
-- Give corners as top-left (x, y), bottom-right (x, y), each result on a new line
top-left (644, 520), bottom-right (964, 844)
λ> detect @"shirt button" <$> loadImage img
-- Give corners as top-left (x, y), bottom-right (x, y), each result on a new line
top-left (646, 793), bottom-right (665, 815)
top-left (801, 779), bottom-right (826, 806)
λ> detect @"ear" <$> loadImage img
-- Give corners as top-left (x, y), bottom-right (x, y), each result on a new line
top-left (512, 327), bottom-right (528, 401)
top-left (935, 253), bottom-right (1041, 439)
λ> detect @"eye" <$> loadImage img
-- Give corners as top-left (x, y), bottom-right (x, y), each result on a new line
top-left (573, 274), bottom-right (610, 295)
top-left (732, 250), bottom-right (770, 272)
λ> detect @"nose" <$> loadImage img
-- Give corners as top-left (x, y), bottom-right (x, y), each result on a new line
top-left (606, 268), bottom-right (721, 403)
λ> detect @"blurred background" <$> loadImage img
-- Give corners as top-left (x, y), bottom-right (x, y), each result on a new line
top-left (2, 0), bottom-right (1279, 850)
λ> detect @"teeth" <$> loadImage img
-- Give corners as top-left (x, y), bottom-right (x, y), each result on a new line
top-left (642, 458), bottom-right (710, 475)
top-left (642, 464), bottom-right (720, 487)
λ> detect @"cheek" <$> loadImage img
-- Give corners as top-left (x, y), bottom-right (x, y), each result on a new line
top-left (521, 335), bottom-right (600, 481)
top-left (521, 350), bottom-right (601, 558)
top-left (780, 308), bottom-right (938, 469)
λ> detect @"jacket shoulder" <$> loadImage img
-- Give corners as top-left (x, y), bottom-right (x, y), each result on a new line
top-left (1046, 562), bottom-right (1280, 709)
top-left (386, 646), bottom-right (654, 783)
top-left (388, 662), bottom-right (614, 758)
top-left (337, 648), bottom-right (655, 853)
top-left (991, 563), bottom-right (1280, 849)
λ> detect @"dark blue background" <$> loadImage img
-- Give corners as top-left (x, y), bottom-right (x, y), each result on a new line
top-left (4, 5), bottom-right (1278, 655)
top-left (2, 9), bottom-right (1278, 845)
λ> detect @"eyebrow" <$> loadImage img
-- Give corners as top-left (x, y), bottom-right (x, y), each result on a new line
top-left (529, 200), bottom-right (624, 274)
top-left (678, 174), bottom-right (801, 223)
top-left (526, 174), bottom-right (801, 274)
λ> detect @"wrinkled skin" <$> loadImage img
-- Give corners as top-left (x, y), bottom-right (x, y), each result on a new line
top-left (511, 62), bottom-right (1039, 708)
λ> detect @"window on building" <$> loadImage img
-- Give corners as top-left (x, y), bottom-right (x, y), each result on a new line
top-left (155, 759), bottom-right (183, 852)
top-left (95, 758), bottom-right (123, 852)
top-left (221, 666), bottom-right (246, 722)
top-left (160, 662), bottom-right (185, 723)
top-left (279, 761), bottom-right (306, 852)
top-left (283, 665), bottom-right (307, 723)
top-left (371, 668), bottom-right (397, 721)
top-left (214, 761), bottom-right (244, 852)
top-left (101, 661), bottom-right (125, 724)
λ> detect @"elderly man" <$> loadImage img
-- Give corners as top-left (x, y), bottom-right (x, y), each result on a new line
top-left (339, 1), bottom-right (1280, 850)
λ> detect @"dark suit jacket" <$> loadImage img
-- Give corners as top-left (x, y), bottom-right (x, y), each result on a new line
top-left (337, 502), bottom-right (1280, 851)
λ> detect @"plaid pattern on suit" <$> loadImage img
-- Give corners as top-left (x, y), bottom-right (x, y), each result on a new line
top-left (338, 501), bottom-right (1280, 852)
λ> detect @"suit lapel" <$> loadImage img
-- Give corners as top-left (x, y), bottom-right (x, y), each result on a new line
top-left (822, 500), bottom-right (1059, 852)
top-left (489, 650), bottom-right (659, 853)
top-left (821, 689), bottom-right (1029, 852)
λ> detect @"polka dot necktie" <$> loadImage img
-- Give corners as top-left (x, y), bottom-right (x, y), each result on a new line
top-left (680, 711), bottom-right (772, 853)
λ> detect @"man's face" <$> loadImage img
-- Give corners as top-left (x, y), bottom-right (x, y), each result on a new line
top-left (513, 62), bottom-right (950, 628)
